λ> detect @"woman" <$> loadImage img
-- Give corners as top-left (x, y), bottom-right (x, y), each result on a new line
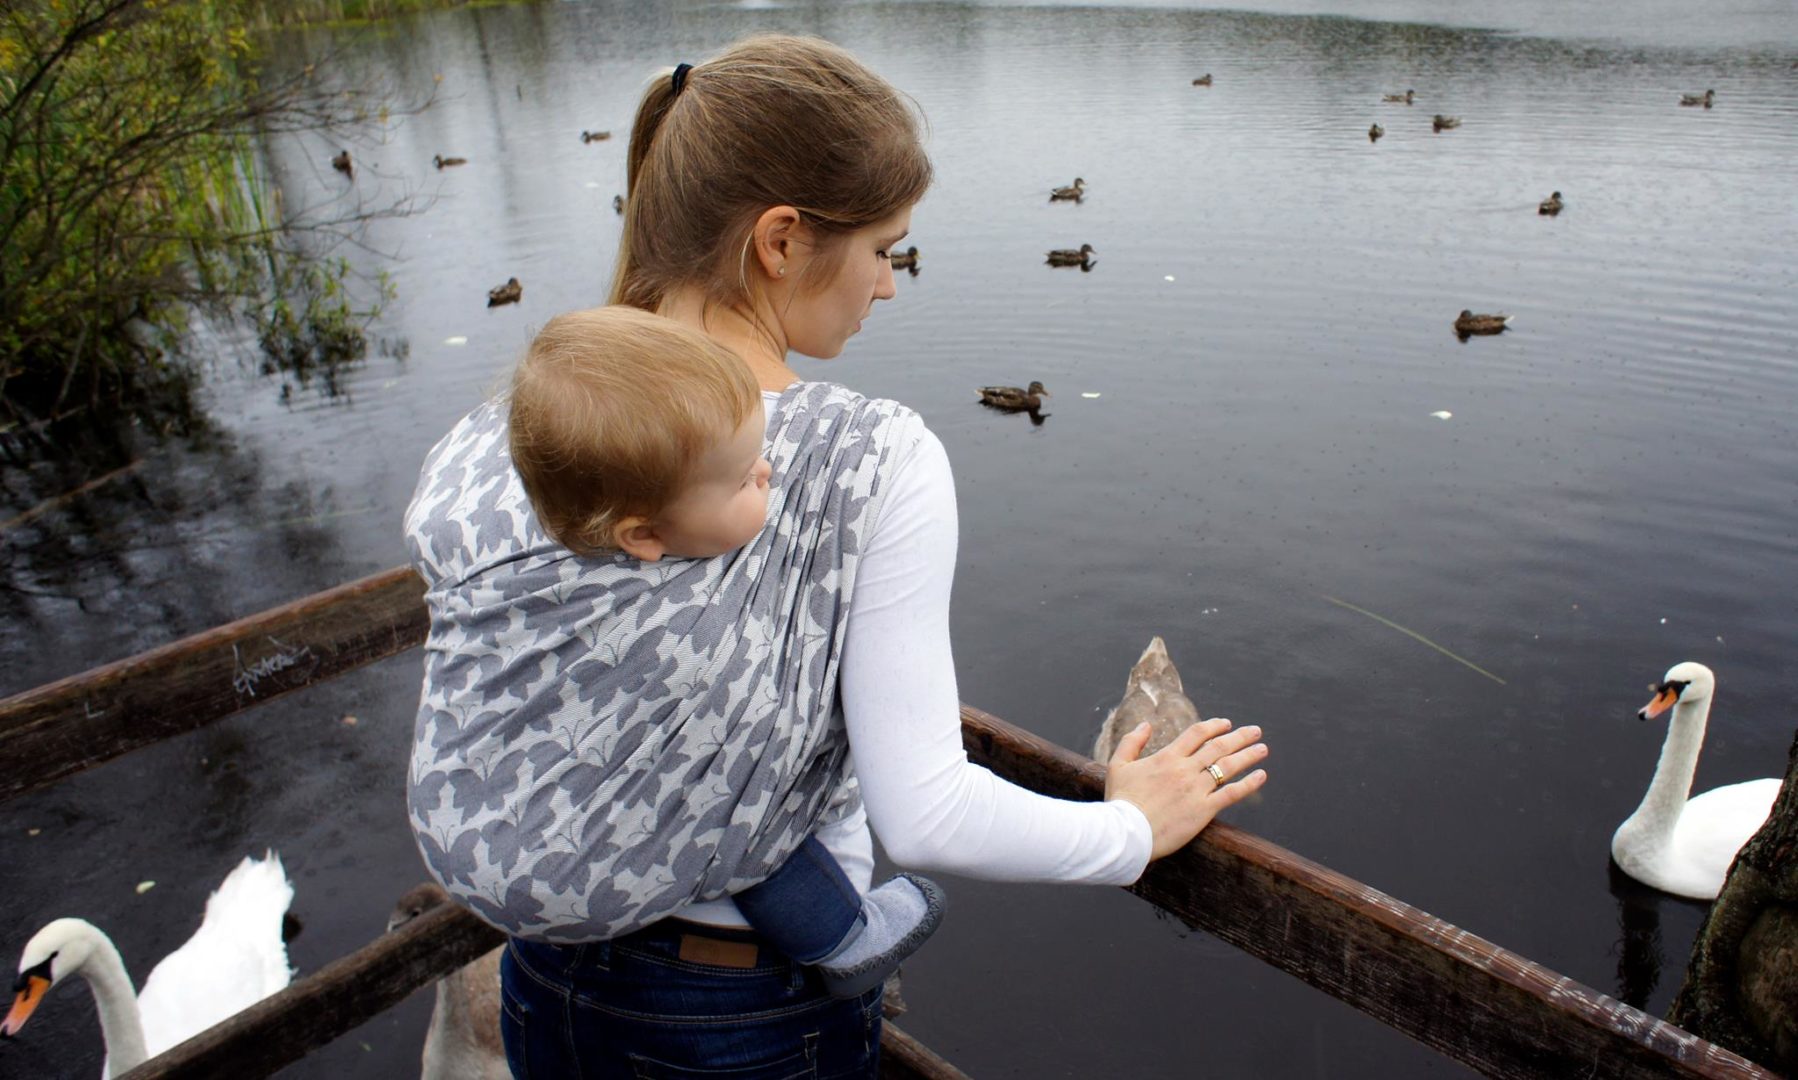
top-left (405, 35), bottom-right (1269, 1079)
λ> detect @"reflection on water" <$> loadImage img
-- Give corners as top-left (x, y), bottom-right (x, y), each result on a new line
top-left (4, 2), bottom-right (1796, 1076)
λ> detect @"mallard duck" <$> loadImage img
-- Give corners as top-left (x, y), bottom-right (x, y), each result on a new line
top-left (887, 246), bottom-right (919, 271)
top-left (433, 154), bottom-right (467, 169)
top-left (1679, 89), bottom-right (1715, 108)
top-left (613, 194), bottom-right (625, 214)
top-left (1045, 244), bottom-right (1095, 267)
top-left (3, 854), bottom-right (294, 1077)
top-left (1049, 178), bottom-right (1086, 202)
top-left (487, 277), bottom-right (522, 307)
top-left (388, 884), bottom-right (507, 1080)
top-left (1538, 191), bottom-right (1563, 216)
top-left (580, 130), bottom-right (612, 143)
top-left (977, 381), bottom-right (1049, 412)
top-left (1383, 89), bottom-right (1415, 104)
top-left (1092, 637), bottom-right (1200, 761)
top-left (1432, 114), bottom-right (1461, 132)
top-left (1454, 310), bottom-right (1512, 337)
top-left (1368, 123), bottom-right (1384, 141)
top-left (1191, 74), bottom-right (1212, 86)
top-left (330, 149), bottom-right (352, 177)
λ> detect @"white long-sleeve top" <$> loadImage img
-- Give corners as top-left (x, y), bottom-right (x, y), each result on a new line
top-left (682, 393), bottom-right (1152, 927)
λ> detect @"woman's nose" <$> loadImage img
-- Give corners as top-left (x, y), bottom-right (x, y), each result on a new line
top-left (874, 259), bottom-right (898, 301)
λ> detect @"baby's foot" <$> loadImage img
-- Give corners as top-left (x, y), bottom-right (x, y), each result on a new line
top-left (816, 872), bottom-right (946, 999)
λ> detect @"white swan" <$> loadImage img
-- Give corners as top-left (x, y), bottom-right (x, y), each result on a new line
top-left (388, 883), bottom-right (507, 1080)
top-left (1611, 663), bottom-right (1781, 900)
top-left (2, 852), bottom-right (294, 1078)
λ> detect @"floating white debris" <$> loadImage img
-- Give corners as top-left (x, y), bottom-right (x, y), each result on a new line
top-left (1164, 275), bottom-right (1176, 282)
top-left (444, 335), bottom-right (468, 346)
top-left (1430, 410), bottom-right (1453, 420)
top-left (27, 828), bottom-right (40, 837)
top-left (342, 714), bottom-right (359, 726)
top-left (584, 181), bottom-right (602, 189)
top-left (136, 881), bottom-right (155, 895)
top-left (1660, 617), bottom-right (1668, 624)
top-left (1082, 392), bottom-right (1102, 399)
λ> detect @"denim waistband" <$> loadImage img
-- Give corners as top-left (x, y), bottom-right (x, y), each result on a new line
top-left (512, 917), bottom-right (783, 978)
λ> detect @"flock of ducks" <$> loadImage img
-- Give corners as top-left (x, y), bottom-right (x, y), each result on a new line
top-left (1359, 82), bottom-right (1718, 337)
top-left (328, 127), bottom-right (625, 309)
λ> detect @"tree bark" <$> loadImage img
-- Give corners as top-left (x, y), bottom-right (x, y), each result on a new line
top-left (1670, 729), bottom-right (1798, 1073)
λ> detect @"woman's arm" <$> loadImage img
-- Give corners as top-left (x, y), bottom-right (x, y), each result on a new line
top-left (839, 422), bottom-right (1153, 884)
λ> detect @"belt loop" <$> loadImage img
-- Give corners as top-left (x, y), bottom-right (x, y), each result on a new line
top-left (590, 938), bottom-right (612, 971)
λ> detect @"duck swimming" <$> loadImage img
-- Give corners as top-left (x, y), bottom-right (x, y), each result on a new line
top-left (1050, 178), bottom-right (1086, 202)
top-left (1432, 115), bottom-right (1461, 132)
top-left (488, 278), bottom-right (522, 307)
top-left (1383, 89), bottom-right (1415, 104)
top-left (580, 130), bottom-right (612, 143)
top-left (1453, 310), bottom-right (1511, 338)
top-left (1191, 74), bottom-right (1213, 86)
top-left (433, 154), bottom-right (467, 169)
top-left (887, 246), bottom-right (920, 272)
top-left (1045, 244), bottom-right (1095, 268)
top-left (1679, 89), bottom-right (1715, 108)
top-left (330, 149), bottom-right (352, 177)
top-left (1538, 191), bottom-right (1564, 216)
top-left (1368, 123), bottom-right (1384, 141)
top-left (977, 381), bottom-right (1049, 412)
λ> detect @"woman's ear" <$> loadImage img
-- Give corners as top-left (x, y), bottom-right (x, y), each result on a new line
top-left (751, 205), bottom-right (812, 281)
top-left (611, 517), bottom-right (667, 562)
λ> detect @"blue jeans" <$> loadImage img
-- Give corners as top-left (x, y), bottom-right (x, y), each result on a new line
top-left (735, 835), bottom-right (863, 964)
top-left (500, 919), bottom-right (884, 1079)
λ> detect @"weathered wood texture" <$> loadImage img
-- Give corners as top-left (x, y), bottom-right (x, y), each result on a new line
top-left (959, 703), bottom-right (1777, 1080)
top-left (881, 1023), bottom-right (975, 1080)
top-left (1671, 728), bottom-right (1798, 1073)
top-left (115, 896), bottom-right (504, 1080)
top-left (0, 566), bottom-right (427, 803)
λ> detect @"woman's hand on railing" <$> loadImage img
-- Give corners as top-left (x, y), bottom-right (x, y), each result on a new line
top-left (1104, 718), bottom-right (1269, 860)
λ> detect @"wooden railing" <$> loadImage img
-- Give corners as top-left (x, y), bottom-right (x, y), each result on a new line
top-left (0, 567), bottom-right (1777, 1079)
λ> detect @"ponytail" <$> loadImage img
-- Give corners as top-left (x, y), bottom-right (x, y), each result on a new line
top-left (607, 36), bottom-right (932, 314)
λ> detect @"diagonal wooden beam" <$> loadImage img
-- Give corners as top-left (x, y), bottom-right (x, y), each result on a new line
top-left (959, 703), bottom-right (1775, 1080)
top-left (0, 566), bottom-right (427, 803)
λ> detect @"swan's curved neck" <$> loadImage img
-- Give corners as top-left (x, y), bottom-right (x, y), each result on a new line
top-left (1628, 695), bottom-right (1712, 835)
top-left (75, 937), bottom-right (149, 1078)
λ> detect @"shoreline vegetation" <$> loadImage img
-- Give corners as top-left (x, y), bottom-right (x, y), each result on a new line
top-left (0, 0), bottom-right (463, 456)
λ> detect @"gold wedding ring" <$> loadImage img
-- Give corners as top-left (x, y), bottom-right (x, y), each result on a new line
top-left (1207, 763), bottom-right (1226, 787)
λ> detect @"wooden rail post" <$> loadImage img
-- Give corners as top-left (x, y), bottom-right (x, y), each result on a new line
top-left (0, 567), bottom-right (428, 803)
top-left (959, 703), bottom-right (1777, 1080)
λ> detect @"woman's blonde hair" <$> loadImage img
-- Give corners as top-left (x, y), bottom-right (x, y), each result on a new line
top-left (610, 35), bottom-right (932, 315)
top-left (508, 306), bottom-right (759, 556)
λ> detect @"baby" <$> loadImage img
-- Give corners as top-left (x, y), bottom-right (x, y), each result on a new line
top-left (506, 305), bottom-right (944, 998)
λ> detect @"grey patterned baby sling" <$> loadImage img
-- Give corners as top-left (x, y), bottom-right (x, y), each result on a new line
top-left (405, 381), bottom-right (912, 941)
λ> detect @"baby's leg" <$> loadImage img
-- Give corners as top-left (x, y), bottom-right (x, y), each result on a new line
top-left (736, 835), bottom-right (946, 999)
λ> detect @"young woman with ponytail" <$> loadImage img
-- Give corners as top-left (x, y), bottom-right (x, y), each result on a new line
top-left (405, 35), bottom-right (1269, 1078)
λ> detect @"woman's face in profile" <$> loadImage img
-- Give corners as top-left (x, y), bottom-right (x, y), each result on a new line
top-left (784, 205), bottom-right (913, 360)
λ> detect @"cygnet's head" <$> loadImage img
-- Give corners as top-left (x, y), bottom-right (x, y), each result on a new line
top-left (3, 918), bottom-right (103, 1037)
top-left (1638, 661), bottom-right (1716, 721)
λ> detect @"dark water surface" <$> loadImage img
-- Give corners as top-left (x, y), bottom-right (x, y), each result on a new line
top-left (4, 1), bottom-right (1797, 1076)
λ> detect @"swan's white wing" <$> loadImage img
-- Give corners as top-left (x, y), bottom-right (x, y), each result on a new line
top-left (1670, 778), bottom-right (1782, 894)
top-left (136, 855), bottom-right (294, 1058)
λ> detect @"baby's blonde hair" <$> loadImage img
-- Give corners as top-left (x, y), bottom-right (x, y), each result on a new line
top-left (509, 306), bottom-right (759, 556)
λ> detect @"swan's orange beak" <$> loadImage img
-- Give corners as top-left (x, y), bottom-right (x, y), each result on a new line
top-left (0, 973), bottom-right (49, 1038)
top-left (1638, 683), bottom-right (1679, 721)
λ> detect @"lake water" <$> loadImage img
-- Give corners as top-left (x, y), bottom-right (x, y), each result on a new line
top-left (4, 1), bottom-right (1796, 1076)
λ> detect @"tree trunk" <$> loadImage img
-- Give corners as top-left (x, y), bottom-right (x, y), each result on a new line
top-left (1669, 728), bottom-right (1798, 1073)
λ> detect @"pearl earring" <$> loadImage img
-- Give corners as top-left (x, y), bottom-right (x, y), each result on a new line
top-left (777, 265), bottom-right (786, 277)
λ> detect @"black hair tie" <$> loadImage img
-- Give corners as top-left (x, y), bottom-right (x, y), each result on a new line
top-left (671, 63), bottom-right (693, 96)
